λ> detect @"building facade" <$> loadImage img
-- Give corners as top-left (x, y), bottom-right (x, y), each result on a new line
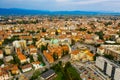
top-left (96, 57), bottom-right (120, 80)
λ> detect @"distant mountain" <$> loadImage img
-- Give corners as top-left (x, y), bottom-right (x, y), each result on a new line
top-left (0, 8), bottom-right (120, 16)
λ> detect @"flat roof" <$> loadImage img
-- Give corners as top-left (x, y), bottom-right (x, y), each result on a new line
top-left (41, 69), bottom-right (55, 79)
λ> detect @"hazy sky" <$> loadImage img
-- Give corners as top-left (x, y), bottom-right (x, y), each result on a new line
top-left (0, 0), bottom-right (120, 12)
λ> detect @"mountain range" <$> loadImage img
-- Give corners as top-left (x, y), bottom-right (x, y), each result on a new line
top-left (0, 8), bottom-right (120, 16)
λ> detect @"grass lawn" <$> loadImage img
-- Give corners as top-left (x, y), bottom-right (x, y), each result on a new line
top-left (67, 66), bottom-right (81, 80)
top-left (54, 66), bottom-right (81, 80)
top-left (54, 72), bottom-right (63, 80)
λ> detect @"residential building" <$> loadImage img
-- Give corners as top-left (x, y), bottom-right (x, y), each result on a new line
top-left (32, 61), bottom-right (42, 70)
top-left (17, 52), bottom-right (27, 64)
top-left (97, 47), bottom-right (104, 55)
top-left (29, 45), bottom-right (37, 55)
top-left (96, 57), bottom-right (120, 80)
top-left (43, 51), bottom-right (54, 63)
top-left (21, 64), bottom-right (32, 73)
top-left (11, 65), bottom-right (19, 75)
top-left (0, 50), bottom-right (3, 59)
top-left (4, 45), bottom-right (13, 55)
top-left (101, 45), bottom-right (120, 61)
top-left (71, 49), bottom-right (94, 62)
top-left (0, 68), bottom-right (11, 80)
top-left (4, 56), bottom-right (13, 62)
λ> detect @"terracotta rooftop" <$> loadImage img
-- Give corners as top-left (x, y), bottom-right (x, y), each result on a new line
top-left (71, 50), bottom-right (80, 55)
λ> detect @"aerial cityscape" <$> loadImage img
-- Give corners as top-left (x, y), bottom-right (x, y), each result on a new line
top-left (0, 0), bottom-right (120, 80)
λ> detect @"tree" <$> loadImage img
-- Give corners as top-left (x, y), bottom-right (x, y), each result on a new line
top-left (0, 59), bottom-right (4, 66)
top-left (30, 55), bottom-right (34, 63)
top-left (64, 62), bottom-right (71, 69)
top-left (118, 23), bottom-right (120, 27)
top-left (28, 31), bottom-right (35, 35)
top-left (32, 38), bottom-right (37, 45)
top-left (41, 45), bottom-right (46, 53)
top-left (79, 28), bottom-right (87, 31)
top-left (38, 54), bottom-right (45, 65)
top-left (104, 21), bottom-right (112, 26)
top-left (55, 30), bottom-right (59, 35)
top-left (58, 61), bottom-right (62, 66)
top-left (51, 62), bottom-right (82, 80)
top-left (30, 70), bottom-right (41, 80)
top-left (62, 50), bottom-right (69, 57)
top-left (71, 39), bottom-right (75, 46)
top-left (38, 54), bottom-right (43, 62)
top-left (13, 54), bottom-right (20, 65)
top-left (95, 31), bottom-right (104, 40)
top-left (41, 28), bottom-right (46, 32)
top-left (3, 36), bottom-right (19, 44)
top-left (93, 53), bottom-right (100, 61)
top-left (87, 31), bottom-right (93, 34)
top-left (104, 54), bottom-right (114, 60)
top-left (53, 53), bottom-right (58, 60)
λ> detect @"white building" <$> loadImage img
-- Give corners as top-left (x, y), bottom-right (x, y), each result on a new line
top-left (32, 61), bottom-right (42, 70)
top-left (97, 47), bottom-right (105, 55)
top-left (13, 40), bottom-right (26, 49)
top-left (96, 57), bottom-right (120, 80)
top-left (114, 68), bottom-right (120, 80)
top-left (95, 57), bottom-right (105, 70)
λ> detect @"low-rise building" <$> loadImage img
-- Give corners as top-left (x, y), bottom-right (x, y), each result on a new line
top-left (11, 65), bottom-right (19, 75)
top-left (21, 64), bottom-right (32, 73)
top-left (43, 51), bottom-right (54, 63)
top-left (0, 50), bottom-right (3, 59)
top-left (4, 45), bottom-right (13, 55)
top-left (4, 56), bottom-right (13, 62)
top-left (0, 68), bottom-right (11, 80)
top-left (32, 61), bottom-right (42, 70)
top-left (71, 49), bottom-right (94, 62)
top-left (17, 52), bottom-right (27, 64)
top-left (41, 69), bottom-right (56, 80)
top-left (97, 47), bottom-right (104, 55)
top-left (101, 45), bottom-right (120, 61)
top-left (29, 45), bottom-right (37, 55)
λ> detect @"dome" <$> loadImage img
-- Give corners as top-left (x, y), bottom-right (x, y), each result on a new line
top-left (51, 39), bottom-right (58, 44)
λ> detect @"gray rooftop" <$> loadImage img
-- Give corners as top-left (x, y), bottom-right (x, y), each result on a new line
top-left (41, 69), bottom-right (55, 79)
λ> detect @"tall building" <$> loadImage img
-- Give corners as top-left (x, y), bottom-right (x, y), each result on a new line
top-left (13, 40), bottom-right (27, 50)
top-left (96, 57), bottom-right (120, 80)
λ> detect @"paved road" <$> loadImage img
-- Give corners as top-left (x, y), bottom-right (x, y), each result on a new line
top-left (38, 49), bottom-right (49, 66)
top-left (14, 53), bottom-right (70, 79)
top-left (13, 42), bottom-right (97, 80)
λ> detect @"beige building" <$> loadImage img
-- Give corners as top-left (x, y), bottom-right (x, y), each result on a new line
top-left (4, 45), bottom-right (12, 55)
top-left (71, 49), bottom-right (94, 62)
top-left (13, 40), bottom-right (27, 50)
top-left (101, 45), bottom-right (120, 61)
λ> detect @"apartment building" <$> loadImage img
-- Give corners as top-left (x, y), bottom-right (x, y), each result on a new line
top-left (96, 57), bottom-right (120, 80)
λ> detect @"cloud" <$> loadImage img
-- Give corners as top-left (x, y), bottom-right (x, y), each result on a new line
top-left (60, 0), bottom-right (109, 5)
top-left (55, 0), bottom-right (109, 4)
top-left (73, 0), bottom-right (109, 5)
top-left (0, 0), bottom-right (120, 12)
top-left (56, 0), bottom-right (69, 2)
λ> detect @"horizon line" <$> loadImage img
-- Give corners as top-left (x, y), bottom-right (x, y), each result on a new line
top-left (0, 8), bottom-right (120, 13)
